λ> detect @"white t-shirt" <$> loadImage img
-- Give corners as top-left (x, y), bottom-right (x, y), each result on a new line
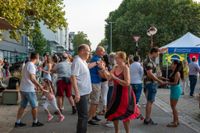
top-left (20, 62), bottom-right (36, 92)
top-left (130, 62), bottom-right (144, 84)
top-left (71, 56), bottom-right (92, 96)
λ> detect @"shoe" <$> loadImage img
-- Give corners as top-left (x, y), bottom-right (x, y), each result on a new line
top-left (105, 121), bottom-right (114, 128)
top-left (32, 121), bottom-right (44, 127)
top-left (92, 116), bottom-right (101, 121)
top-left (88, 120), bottom-right (99, 125)
top-left (54, 111), bottom-right (59, 115)
top-left (15, 122), bottom-right (26, 128)
top-left (72, 106), bottom-right (77, 115)
top-left (47, 115), bottom-right (54, 122)
top-left (144, 118), bottom-right (157, 125)
top-left (59, 115), bottom-right (65, 122)
top-left (167, 122), bottom-right (179, 127)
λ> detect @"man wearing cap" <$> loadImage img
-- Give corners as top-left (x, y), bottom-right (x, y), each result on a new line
top-left (188, 57), bottom-right (200, 97)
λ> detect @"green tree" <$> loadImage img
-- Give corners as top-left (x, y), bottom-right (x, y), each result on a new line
top-left (32, 25), bottom-right (47, 55)
top-left (105, 0), bottom-right (200, 58)
top-left (72, 31), bottom-right (91, 54)
top-left (0, 0), bottom-right (67, 40)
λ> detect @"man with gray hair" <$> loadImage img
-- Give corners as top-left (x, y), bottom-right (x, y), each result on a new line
top-left (88, 46), bottom-right (105, 125)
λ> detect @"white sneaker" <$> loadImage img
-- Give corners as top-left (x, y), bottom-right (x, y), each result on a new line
top-left (105, 121), bottom-right (114, 128)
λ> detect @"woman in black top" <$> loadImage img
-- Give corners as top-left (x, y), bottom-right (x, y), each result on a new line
top-left (166, 59), bottom-right (184, 127)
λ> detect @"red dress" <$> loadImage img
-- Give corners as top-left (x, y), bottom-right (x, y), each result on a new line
top-left (105, 72), bottom-right (140, 122)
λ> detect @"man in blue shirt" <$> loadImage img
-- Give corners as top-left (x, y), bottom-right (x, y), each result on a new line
top-left (88, 46), bottom-right (105, 125)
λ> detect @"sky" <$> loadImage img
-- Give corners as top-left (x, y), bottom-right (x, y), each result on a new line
top-left (64, 0), bottom-right (200, 50)
top-left (64, 0), bottom-right (123, 50)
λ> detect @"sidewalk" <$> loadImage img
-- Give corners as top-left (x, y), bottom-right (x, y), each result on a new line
top-left (155, 88), bottom-right (200, 132)
top-left (10, 98), bottom-right (198, 133)
top-left (0, 105), bottom-right (18, 133)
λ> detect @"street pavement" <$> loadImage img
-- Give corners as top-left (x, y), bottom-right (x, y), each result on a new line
top-left (10, 95), bottom-right (199, 133)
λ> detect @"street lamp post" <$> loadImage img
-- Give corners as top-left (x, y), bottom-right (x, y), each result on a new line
top-left (133, 36), bottom-right (140, 55)
top-left (147, 26), bottom-right (157, 48)
top-left (108, 22), bottom-right (115, 53)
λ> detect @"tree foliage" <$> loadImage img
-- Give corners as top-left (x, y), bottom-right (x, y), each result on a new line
top-left (105, 0), bottom-right (200, 58)
top-left (72, 31), bottom-right (91, 54)
top-left (32, 24), bottom-right (47, 55)
top-left (0, 0), bottom-right (67, 40)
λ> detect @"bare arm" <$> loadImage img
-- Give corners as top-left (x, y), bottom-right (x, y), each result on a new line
top-left (41, 63), bottom-right (52, 74)
top-left (30, 74), bottom-right (42, 90)
top-left (88, 62), bottom-right (98, 69)
top-left (71, 75), bottom-right (79, 95)
top-left (147, 69), bottom-right (163, 84)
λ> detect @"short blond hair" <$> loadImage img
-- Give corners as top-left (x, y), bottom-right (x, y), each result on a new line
top-left (116, 51), bottom-right (127, 62)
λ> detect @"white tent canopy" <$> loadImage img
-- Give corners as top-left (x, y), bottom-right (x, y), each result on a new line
top-left (162, 32), bottom-right (200, 48)
top-left (161, 32), bottom-right (200, 53)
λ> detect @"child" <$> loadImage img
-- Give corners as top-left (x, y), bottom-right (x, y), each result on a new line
top-left (42, 79), bottom-right (65, 122)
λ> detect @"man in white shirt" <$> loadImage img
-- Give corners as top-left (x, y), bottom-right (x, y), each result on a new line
top-left (15, 53), bottom-right (44, 128)
top-left (71, 44), bottom-right (99, 133)
top-left (130, 55), bottom-right (144, 104)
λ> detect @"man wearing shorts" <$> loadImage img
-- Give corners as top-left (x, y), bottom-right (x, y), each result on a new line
top-left (15, 53), bottom-right (44, 127)
top-left (143, 47), bottom-right (164, 125)
top-left (52, 53), bottom-right (76, 114)
top-left (88, 46), bottom-right (105, 125)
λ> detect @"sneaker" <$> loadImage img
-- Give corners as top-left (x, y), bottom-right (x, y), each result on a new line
top-left (32, 121), bottom-right (44, 127)
top-left (15, 122), bottom-right (26, 128)
top-left (144, 118), bottom-right (157, 125)
top-left (105, 121), bottom-right (114, 128)
top-left (92, 116), bottom-right (101, 121)
top-left (59, 115), bottom-right (65, 122)
top-left (47, 115), bottom-right (54, 122)
top-left (88, 120), bottom-right (99, 125)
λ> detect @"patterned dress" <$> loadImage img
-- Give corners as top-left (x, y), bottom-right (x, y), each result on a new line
top-left (105, 71), bottom-right (140, 122)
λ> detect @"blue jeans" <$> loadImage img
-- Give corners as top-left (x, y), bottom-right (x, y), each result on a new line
top-left (145, 83), bottom-right (158, 102)
top-left (20, 92), bottom-right (38, 108)
top-left (189, 75), bottom-right (197, 96)
top-left (131, 84), bottom-right (142, 104)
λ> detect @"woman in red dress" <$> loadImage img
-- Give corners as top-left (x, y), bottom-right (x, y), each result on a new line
top-left (99, 51), bottom-right (140, 133)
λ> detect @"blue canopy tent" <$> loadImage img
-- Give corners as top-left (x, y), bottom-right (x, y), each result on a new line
top-left (161, 32), bottom-right (200, 79)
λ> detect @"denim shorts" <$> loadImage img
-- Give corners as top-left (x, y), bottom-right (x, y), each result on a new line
top-left (20, 92), bottom-right (38, 108)
top-left (145, 83), bottom-right (158, 102)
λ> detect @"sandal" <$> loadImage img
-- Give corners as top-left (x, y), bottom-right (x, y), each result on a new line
top-left (167, 122), bottom-right (179, 127)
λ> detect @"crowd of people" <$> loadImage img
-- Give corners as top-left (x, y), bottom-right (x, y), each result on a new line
top-left (10, 44), bottom-right (200, 133)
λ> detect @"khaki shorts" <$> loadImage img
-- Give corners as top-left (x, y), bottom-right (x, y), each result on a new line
top-left (90, 83), bottom-right (101, 104)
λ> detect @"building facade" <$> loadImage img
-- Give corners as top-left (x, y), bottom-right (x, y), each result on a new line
top-left (0, 31), bottom-right (31, 63)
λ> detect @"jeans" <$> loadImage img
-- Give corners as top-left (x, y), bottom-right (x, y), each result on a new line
top-left (131, 84), bottom-right (142, 104)
top-left (189, 75), bottom-right (197, 96)
top-left (20, 92), bottom-right (38, 108)
top-left (145, 83), bottom-right (158, 102)
top-left (76, 95), bottom-right (88, 133)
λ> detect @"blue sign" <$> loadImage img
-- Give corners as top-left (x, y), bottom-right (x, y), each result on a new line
top-left (168, 47), bottom-right (200, 53)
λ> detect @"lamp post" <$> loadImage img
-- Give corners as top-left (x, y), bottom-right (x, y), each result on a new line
top-left (147, 26), bottom-right (157, 48)
top-left (133, 35), bottom-right (140, 55)
top-left (108, 22), bottom-right (115, 53)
